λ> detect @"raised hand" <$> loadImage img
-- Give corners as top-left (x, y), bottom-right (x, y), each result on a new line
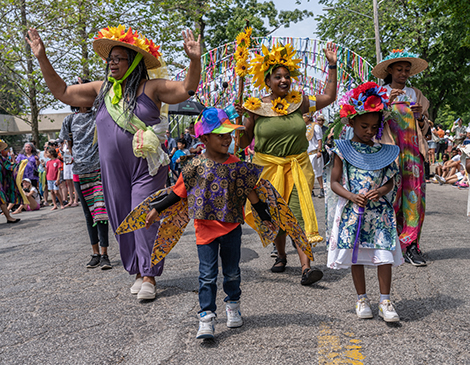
top-left (323, 42), bottom-right (337, 65)
top-left (182, 29), bottom-right (202, 61)
top-left (25, 28), bottom-right (46, 59)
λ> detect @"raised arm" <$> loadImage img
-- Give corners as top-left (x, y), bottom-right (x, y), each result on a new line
top-left (304, 42), bottom-right (337, 112)
top-left (26, 28), bottom-right (102, 107)
top-left (150, 30), bottom-right (201, 105)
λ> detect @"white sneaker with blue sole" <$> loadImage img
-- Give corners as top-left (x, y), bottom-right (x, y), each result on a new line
top-left (196, 311), bottom-right (216, 339)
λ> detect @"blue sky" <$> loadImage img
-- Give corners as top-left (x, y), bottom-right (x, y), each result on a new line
top-left (270, 0), bottom-right (322, 38)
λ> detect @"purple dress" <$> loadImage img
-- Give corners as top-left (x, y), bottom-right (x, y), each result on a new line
top-left (96, 90), bottom-right (166, 277)
top-left (16, 154), bottom-right (38, 182)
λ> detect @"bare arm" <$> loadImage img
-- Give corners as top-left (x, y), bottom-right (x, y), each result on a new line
top-left (330, 154), bottom-right (367, 207)
top-left (149, 30), bottom-right (201, 105)
top-left (238, 111), bottom-right (256, 149)
top-left (364, 178), bottom-right (394, 202)
top-left (26, 28), bottom-right (102, 107)
top-left (309, 42), bottom-right (338, 112)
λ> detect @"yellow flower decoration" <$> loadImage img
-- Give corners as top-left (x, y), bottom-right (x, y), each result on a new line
top-left (236, 32), bottom-right (250, 47)
top-left (234, 46), bottom-right (249, 62)
top-left (243, 97), bottom-right (262, 110)
top-left (235, 60), bottom-right (250, 77)
top-left (286, 90), bottom-right (302, 104)
top-left (271, 97), bottom-right (290, 115)
top-left (249, 43), bottom-right (302, 92)
top-left (244, 27), bottom-right (253, 38)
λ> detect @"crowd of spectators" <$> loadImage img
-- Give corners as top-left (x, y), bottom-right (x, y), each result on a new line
top-left (428, 117), bottom-right (469, 188)
top-left (4, 139), bottom-right (80, 215)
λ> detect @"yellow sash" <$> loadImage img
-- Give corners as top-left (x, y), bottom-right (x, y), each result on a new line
top-left (245, 151), bottom-right (323, 244)
top-left (15, 159), bottom-right (29, 205)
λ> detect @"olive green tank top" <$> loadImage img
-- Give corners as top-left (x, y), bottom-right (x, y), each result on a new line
top-left (254, 108), bottom-right (308, 157)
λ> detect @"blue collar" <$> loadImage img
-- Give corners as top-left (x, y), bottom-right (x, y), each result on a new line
top-left (335, 140), bottom-right (400, 170)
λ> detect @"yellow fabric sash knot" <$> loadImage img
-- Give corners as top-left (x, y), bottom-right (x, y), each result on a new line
top-left (245, 151), bottom-right (323, 244)
top-left (108, 53), bottom-right (143, 105)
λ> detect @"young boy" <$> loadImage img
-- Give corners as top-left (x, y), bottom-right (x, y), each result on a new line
top-left (145, 108), bottom-right (274, 340)
top-left (170, 138), bottom-right (188, 178)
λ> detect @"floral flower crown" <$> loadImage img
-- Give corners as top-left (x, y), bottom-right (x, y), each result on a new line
top-left (339, 82), bottom-right (390, 138)
top-left (383, 49), bottom-right (418, 61)
top-left (249, 43), bottom-right (302, 91)
top-left (95, 25), bottom-right (161, 59)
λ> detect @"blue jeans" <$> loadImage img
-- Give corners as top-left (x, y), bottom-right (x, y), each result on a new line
top-left (197, 225), bottom-right (242, 314)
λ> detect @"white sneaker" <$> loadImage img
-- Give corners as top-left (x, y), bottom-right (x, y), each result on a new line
top-left (196, 311), bottom-right (216, 339)
top-left (355, 297), bottom-right (373, 319)
top-left (378, 300), bottom-right (400, 322)
top-left (226, 301), bottom-right (243, 328)
top-left (130, 277), bottom-right (143, 294)
top-left (137, 282), bottom-right (157, 300)
top-left (436, 175), bottom-right (446, 185)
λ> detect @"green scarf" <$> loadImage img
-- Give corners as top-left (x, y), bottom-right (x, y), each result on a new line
top-left (108, 53), bottom-right (143, 105)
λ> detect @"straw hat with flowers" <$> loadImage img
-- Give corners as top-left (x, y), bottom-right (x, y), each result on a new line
top-left (372, 49), bottom-right (428, 79)
top-left (93, 25), bottom-right (161, 70)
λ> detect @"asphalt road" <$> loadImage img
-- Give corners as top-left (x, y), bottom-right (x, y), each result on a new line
top-left (1, 183), bottom-right (469, 364)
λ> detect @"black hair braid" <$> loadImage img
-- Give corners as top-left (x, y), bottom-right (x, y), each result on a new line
top-left (92, 47), bottom-right (149, 125)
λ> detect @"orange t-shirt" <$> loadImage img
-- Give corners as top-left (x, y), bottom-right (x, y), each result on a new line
top-left (172, 155), bottom-right (241, 245)
top-left (437, 129), bottom-right (445, 138)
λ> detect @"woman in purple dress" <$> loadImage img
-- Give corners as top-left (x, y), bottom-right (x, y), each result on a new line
top-left (27, 26), bottom-right (201, 300)
top-left (15, 142), bottom-right (39, 188)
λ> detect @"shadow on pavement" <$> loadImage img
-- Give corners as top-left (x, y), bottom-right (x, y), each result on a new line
top-left (424, 247), bottom-right (470, 261)
top-left (396, 295), bottom-right (464, 322)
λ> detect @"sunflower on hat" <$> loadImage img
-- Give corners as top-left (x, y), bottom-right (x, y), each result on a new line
top-left (249, 43), bottom-right (302, 92)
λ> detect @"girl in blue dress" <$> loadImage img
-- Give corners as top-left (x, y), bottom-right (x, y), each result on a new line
top-left (327, 82), bottom-right (403, 322)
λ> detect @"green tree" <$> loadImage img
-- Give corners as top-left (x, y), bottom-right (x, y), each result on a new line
top-left (155, 0), bottom-right (313, 53)
top-left (315, 0), bottom-right (470, 121)
top-left (0, 0), bottom-right (184, 145)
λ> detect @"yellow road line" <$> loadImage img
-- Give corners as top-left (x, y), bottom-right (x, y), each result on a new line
top-left (318, 323), bottom-right (366, 364)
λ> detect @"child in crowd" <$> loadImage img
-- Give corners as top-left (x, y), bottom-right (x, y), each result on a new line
top-left (327, 82), bottom-right (403, 322)
top-left (11, 178), bottom-right (40, 214)
top-left (145, 108), bottom-right (275, 339)
top-left (45, 147), bottom-right (65, 210)
top-left (169, 138), bottom-right (188, 178)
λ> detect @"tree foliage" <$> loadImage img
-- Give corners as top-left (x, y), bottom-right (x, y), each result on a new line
top-left (315, 0), bottom-right (470, 123)
top-left (155, 0), bottom-right (313, 52)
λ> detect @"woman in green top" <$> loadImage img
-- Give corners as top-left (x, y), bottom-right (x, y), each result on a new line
top-left (237, 42), bottom-right (337, 286)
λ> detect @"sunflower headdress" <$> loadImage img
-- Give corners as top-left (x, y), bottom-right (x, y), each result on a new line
top-left (249, 43), bottom-right (302, 92)
top-left (93, 25), bottom-right (161, 69)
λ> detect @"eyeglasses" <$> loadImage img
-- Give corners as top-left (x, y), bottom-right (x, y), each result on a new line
top-left (106, 57), bottom-right (128, 65)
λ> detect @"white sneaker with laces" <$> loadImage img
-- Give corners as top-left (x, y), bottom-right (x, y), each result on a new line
top-left (378, 299), bottom-right (400, 322)
top-left (130, 277), bottom-right (143, 294)
top-left (137, 282), bottom-right (156, 300)
top-left (196, 311), bottom-right (216, 339)
top-left (355, 297), bottom-right (373, 319)
top-left (226, 301), bottom-right (243, 328)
